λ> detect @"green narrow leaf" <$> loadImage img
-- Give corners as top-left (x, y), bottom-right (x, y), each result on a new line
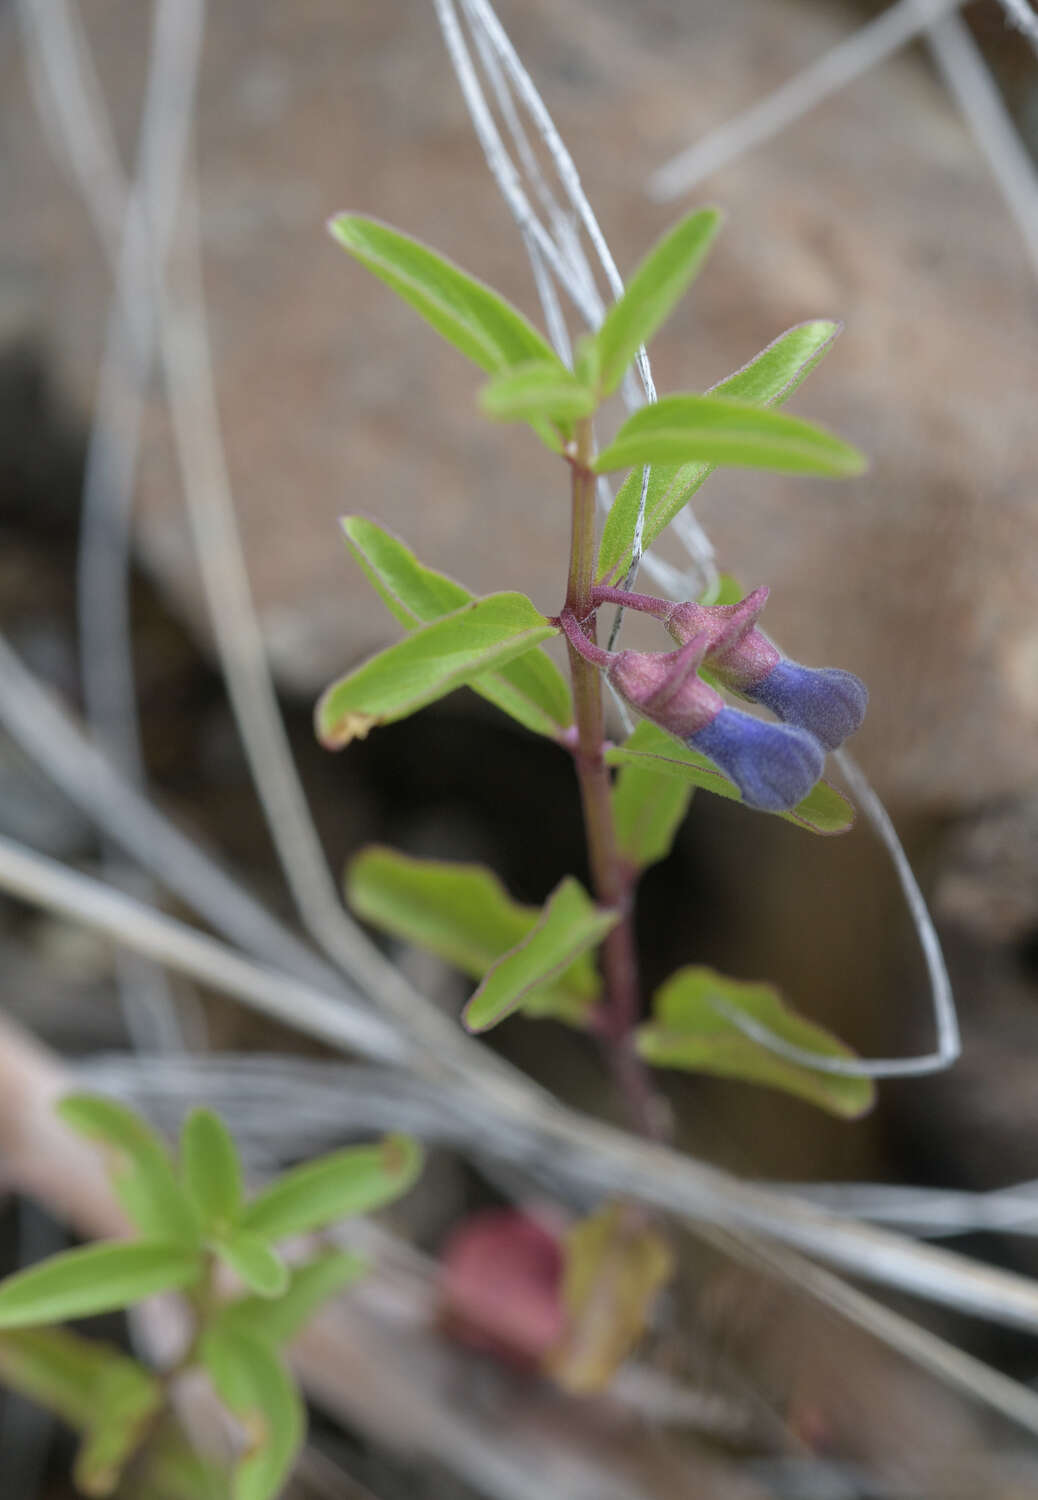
top-left (0, 1334), bottom-right (165, 1496)
top-left (342, 517), bottom-right (572, 738)
top-left (216, 1251), bottom-right (367, 1349)
top-left (637, 966), bottom-right (875, 1117)
top-left (346, 846), bottom-right (601, 1025)
top-left (0, 1327), bottom-right (147, 1431)
top-left (181, 1109), bottom-right (243, 1234)
top-left (348, 847), bottom-right (530, 974)
top-left (216, 1233), bottom-right (289, 1300)
top-left (239, 1136), bottom-right (422, 1242)
top-left (329, 215), bottom-right (563, 376)
top-left (315, 592), bottom-right (558, 749)
top-left (74, 1359), bottom-right (164, 1497)
top-left (596, 321), bottom-right (840, 582)
top-left (342, 515), bottom-right (470, 627)
top-left (480, 360), bottom-right (596, 433)
top-left (57, 1094), bottom-right (200, 1247)
top-left (0, 1242), bottom-right (202, 1329)
top-left (611, 721), bottom-right (693, 870)
top-left (594, 208), bottom-right (722, 396)
top-left (462, 877), bottom-right (619, 1033)
top-left (605, 723), bottom-right (855, 835)
top-left (201, 1326), bottom-right (304, 1500)
top-left (716, 320), bottom-right (840, 405)
top-left (593, 393), bottom-right (865, 477)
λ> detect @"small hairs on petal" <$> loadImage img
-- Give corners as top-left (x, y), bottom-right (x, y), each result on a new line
top-left (690, 708), bottom-right (825, 812)
top-left (744, 661), bottom-right (867, 751)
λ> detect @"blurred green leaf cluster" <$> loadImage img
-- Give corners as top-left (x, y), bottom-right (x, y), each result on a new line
top-left (0, 1097), bottom-right (422, 1499)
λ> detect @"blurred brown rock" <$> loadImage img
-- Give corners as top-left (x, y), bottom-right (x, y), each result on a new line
top-left (935, 792), bottom-right (1038, 946)
top-left (3, 0), bottom-right (1037, 811)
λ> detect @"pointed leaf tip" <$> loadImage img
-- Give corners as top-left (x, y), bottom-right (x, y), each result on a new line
top-left (595, 320), bottom-right (848, 584)
top-left (594, 207), bottom-right (723, 396)
top-left (181, 1108), bottom-right (243, 1233)
top-left (328, 214), bottom-right (563, 377)
top-left (462, 876), bottom-right (618, 1033)
top-left (240, 1134), bottom-right (422, 1241)
top-left (57, 1093), bottom-right (200, 1247)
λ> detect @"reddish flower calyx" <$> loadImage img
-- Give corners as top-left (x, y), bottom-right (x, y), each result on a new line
top-left (664, 585), bottom-right (780, 689)
top-left (594, 583), bottom-right (868, 754)
top-left (606, 634), bottom-right (722, 739)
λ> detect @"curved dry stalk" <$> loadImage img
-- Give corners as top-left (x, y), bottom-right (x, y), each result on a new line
top-left (75, 0), bottom-right (205, 1056)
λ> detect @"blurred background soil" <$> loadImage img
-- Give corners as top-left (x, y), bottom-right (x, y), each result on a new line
top-left (2, 0), bottom-right (1038, 1494)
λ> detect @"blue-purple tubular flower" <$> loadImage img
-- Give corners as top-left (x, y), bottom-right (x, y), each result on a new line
top-left (742, 661), bottom-right (867, 752)
top-left (690, 707), bottom-right (825, 813)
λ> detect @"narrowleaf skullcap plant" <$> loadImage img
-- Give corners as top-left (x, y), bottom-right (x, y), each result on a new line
top-left (0, 208), bottom-right (876, 1495)
top-left (312, 210), bottom-right (876, 1389)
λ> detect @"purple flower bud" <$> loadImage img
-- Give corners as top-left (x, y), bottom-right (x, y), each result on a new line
top-left (666, 586), bottom-right (866, 751)
top-left (690, 707), bottom-right (825, 812)
top-left (603, 635), bottom-right (825, 811)
top-left (741, 660), bottom-right (867, 752)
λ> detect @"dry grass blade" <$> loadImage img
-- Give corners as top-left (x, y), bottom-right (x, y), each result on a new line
top-left (649, 0), bottom-right (963, 201)
top-left (997, 0), bottom-right (1038, 55)
top-left (2, 835), bottom-right (1038, 1379)
top-left (74, 0), bottom-right (205, 1056)
top-left (926, 8), bottom-right (1038, 275)
top-left (18, 0), bottom-right (498, 1089)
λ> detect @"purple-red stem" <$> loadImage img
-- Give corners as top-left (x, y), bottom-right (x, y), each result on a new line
top-left (563, 424), bottom-right (666, 1142)
top-left (558, 608), bottom-right (612, 669)
top-left (591, 583), bottom-right (673, 620)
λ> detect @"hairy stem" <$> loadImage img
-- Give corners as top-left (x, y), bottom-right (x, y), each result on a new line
top-left (591, 583), bottom-right (672, 620)
top-left (564, 423), bottom-right (665, 1141)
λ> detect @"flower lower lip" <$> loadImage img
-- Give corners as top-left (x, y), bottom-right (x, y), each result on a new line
top-left (743, 661), bottom-right (868, 751)
top-left (690, 708), bottom-right (825, 812)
